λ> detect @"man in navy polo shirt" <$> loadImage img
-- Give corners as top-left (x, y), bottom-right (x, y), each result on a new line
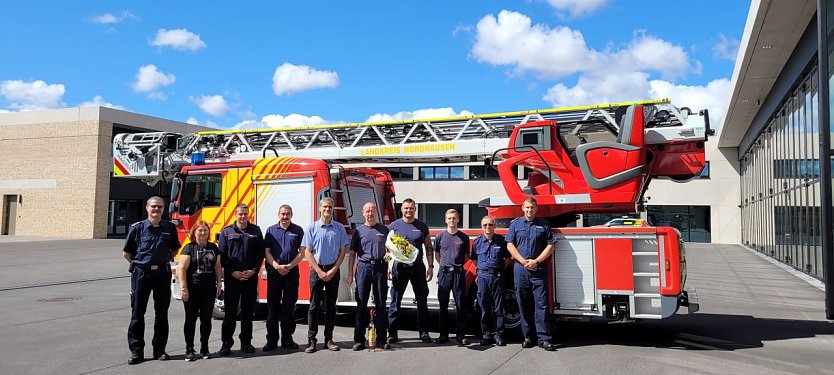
top-left (217, 203), bottom-right (264, 356)
top-left (262, 204), bottom-right (305, 351)
top-left (123, 196), bottom-right (181, 365)
top-left (387, 198), bottom-right (435, 344)
top-left (347, 202), bottom-right (391, 351)
top-left (302, 197), bottom-right (348, 353)
top-left (506, 197), bottom-right (557, 351)
top-left (471, 215), bottom-right (510, 347)
top-left (433, 209), bottom-right (470, 346)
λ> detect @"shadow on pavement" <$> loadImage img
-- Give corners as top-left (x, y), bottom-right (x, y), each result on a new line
top-left (555, 313), bottom-right (834, 350)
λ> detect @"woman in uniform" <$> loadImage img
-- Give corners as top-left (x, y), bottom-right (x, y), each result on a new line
top-left (177, 220), bottom-right (222, 361)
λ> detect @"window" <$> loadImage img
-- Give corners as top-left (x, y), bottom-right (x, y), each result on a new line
top-left (556, 120), bottom-right (617, 157)
top-left (647, 205), bottom-right (711, 243)
top-left (773, 159), bottom-right (831, 178)
top-left (467, 204), bottom-right (488, 228)
top-left (699, 161), bottom-right (710, 179)
top-left (418, 203), bottom-right (464, 228)
top-left (178, 173), bottom-right (223, 215)
top-left (383, 167), bottom-right (414, 180)
top-left (470, 166), bottom-right (500, 180)
top-left (582, 213), bottom-right (631, 227)
top-left (419, 166), bottom-right (464, 180)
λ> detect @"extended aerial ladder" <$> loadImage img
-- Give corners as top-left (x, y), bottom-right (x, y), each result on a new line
top-left (113, 99), bottom-right (711, 221)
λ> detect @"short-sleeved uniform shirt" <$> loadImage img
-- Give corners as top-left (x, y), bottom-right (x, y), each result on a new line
top-left (388, 218), bottom-right (429, 262)
top-left (264, 222), bottom-right (304, 264)
top-left (351, 223), bottom-right (389, 262)
top-left (471, 233), bottom-right (509, 271)
top-left (180, 242), bottom-right (220, 286)
top-left (123, 219), bottom-right (181, 266)
top-left (505, 217), bottom-right (557, 259)
top-left (302, 219), bottom-right (349, 265)
top-left (218, 223), bottom-right (265, 276)
top-left (433, 230), bottom-right (470, 267)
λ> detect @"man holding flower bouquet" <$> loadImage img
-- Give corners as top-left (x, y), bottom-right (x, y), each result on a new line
top-left (387, 198), bottom-right (435, 344)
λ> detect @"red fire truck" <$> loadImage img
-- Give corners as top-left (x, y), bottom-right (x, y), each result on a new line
top-left (113, 99), bottom-right (702, 323)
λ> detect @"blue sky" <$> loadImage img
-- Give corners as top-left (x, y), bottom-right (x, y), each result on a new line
top-left (0, 1), bottom-right (749, 129)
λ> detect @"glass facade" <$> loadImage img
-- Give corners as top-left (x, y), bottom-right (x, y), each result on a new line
top-left (647, 206), bottom-right (711, 243)
top-left (418, 203), bottom-right (464, 228)
top-left (740, 69), bottom-right (824, 279)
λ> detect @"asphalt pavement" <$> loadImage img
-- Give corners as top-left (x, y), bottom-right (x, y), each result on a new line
top-left (0, 238), bottom-right (832, 375)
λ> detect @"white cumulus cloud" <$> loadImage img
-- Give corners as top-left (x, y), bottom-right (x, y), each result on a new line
top-left (546, 0), bottom-right (607, 17)
top-left (471, 10), bottom-right (728, 127)
top-left (272, 63), bottom-right (339, 96)
top-left (713, 34), bottom-right (740, 61)
top-left (472, 10), bottom-right (596, 78)
top-left (544, 74), bottom-right (731, 128)
top-left (79, 95), bottom-right (125, 110)
top-left (365, 107), bottom-right (475, 123)
top-left (131, 64), bottom-right (175, 99)
top-left (0, 79), bottom-right (65, 111)
top-left (233, 113), bottom-right (330, 130)
top-left (190, 94), bottom-right (230, 117)
top-left (184, 117), bottom-right (221, 128)
top-left (472, 11), bottom-right (693, 80)
top-left (87, 10), bottom-right (137, 24)
top-left (150, 28), bottom-right (206, 52)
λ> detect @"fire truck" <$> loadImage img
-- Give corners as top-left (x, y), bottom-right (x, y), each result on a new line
top-left (113, 98), bottom-right (703, 324)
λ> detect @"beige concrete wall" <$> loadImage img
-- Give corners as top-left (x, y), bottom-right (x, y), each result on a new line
top-left (645, 143), bottom-right (741, 244)
top-left (0, 120), bottom-right (105, 238)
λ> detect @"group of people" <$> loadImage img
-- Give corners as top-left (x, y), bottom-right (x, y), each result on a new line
top-left (122, 195), bottom-right (557, 365)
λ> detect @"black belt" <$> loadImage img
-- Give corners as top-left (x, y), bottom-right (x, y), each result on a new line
top-left (478, 268), bottom-right (501, 275)
top-left (132, 263), bottom-right (171, 272)
top-left (396, 260), bottom-right (422, 267)
top-left (359, 259), bottom-right (386, 265)
top-left (319, 263), bottom-right (336, 271)
top-left (440, 265), bottom-right (463, 273)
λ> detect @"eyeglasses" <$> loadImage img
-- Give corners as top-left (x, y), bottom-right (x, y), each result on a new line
top-left (148, 205), bottom-right (164, 208)
top-left (482, 223), bottom-right (495, 227)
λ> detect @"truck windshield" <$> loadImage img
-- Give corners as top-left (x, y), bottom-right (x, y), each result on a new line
top-left (178, 173), bottom-right (223, 215)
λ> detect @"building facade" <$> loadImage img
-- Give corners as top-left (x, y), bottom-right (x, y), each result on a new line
top-left (719, 0), bottom-right (832, 318)
top-left (0, 107), bottom-right (208, 238)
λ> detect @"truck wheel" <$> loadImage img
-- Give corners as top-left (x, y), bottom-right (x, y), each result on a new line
top-left (502, 288), bottom-right (521, 329)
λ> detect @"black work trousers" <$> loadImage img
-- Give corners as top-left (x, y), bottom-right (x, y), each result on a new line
top-left (265, 267), bottom-right (299, 345)
top-left (182, 281), bottom-right (215, 350)
top-left (307, 264), bottom-right (339, 342)
top-left (221, 277), bottom-right (258, 347)
top-left (128, 266), bottom-right (171, 354)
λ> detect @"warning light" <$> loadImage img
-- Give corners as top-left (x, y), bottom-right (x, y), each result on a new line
top-left (191, 152), bottom-right (205, 165)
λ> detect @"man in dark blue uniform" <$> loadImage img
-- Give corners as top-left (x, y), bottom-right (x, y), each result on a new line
top-left (263, 204), bottom-right (305, 351)
top-left (387, 198), bottom-right (434, 344)
top-left (506, 197), bottom-right (557, 351)
top-left (122, 196), bottom-right (181, 365)
top-left (471, 215), bottom-right (509, 347)
top-left (347, 202), bottom-right (391, 350)
top-left (217, 203), bottom-right (264, 356)
top-left (433, 209), bottom-right (470, 345)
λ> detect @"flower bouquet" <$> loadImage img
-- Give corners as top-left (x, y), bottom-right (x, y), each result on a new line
top-left (385, 231), bottom-right (419, 264)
